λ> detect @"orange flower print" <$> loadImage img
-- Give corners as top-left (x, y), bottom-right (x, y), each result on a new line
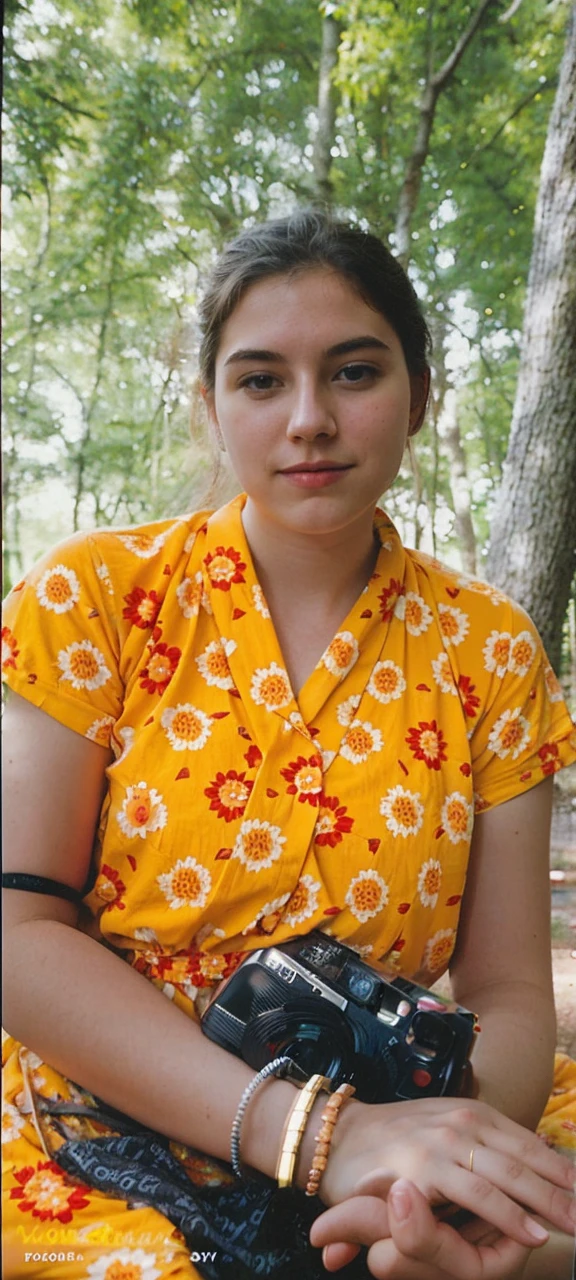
top-left (457, 675), bottom-right (481, 719)
top-left (417, 858), bottom-right (442, 908)
top-left (538, 742), bottom-right (560, 776)
top-left (336, 694), bottom-right (362, 727)
top-left (118, 530), bottom-right (170, 558)
top-left (10, 1159), bottom-right (91, 1223)
top-left (85, 715), bottom-right (116, 747)
top-left (508, 630), bottom-right (537, 678)
top-left (487, 707), bottom-right (531, 760)
top-left (157, 856), bottom-right (211, 909)
top-left (283, 874), bottom-right (322, 927)
top-left (483, 630), bottom-right (511, 678)
top-left (380, 786), bottom-right (424, 838)
top-left (323, 631), bottom-right (359, 678)
top-left (441, 792), bottom-right (473, 844)
top-left (395, 591), bottom-right (433, 636)
top-left (250, 662), bottom-right (293, 712)
top-left (204, 545), bottom-right (246, 590)
top-left (232, 819), bottom-right (286, 871)
top-left (280, 754), bottom-right (323, 805)
top-left (345, 869), bottom-right (389, 923)
top-left (314, 793), bottom-right (354, 847)
top-left (431, 652), bottom-right (457, 696)
top-left (122, 587), bottom-right (162, 629)
top-left (422, 928), bottom-right (456, 973)
top-left (57, 640), bottom-right (111, 690)
top-left (406, 721), bottom-right (448, 771)
top-left (139, 641), bottom-right (181, 694)
top-left (196, 637), bottom-right (237, 690)
top-left (457, 574), bottom-right (506, 607)
top-left (162, 704), bottom-right (212, 752)
top-left (340, 720), bottom-right (383, 765)
top-left (116, 782), bottom-right (168, 839)
top-left (543, 661), bottom-right (563, 704)
top-left (367, 660), bottom-right (406, 704)
top-left (176, 572), bottom-right (212, 618)
top-left (243, 893), bottom-right (291, 935)
top-left (94, 864), bottom-right (126, 911)
top-left (85, 1248), bottom-right (163, 1279)
top-left (36, 563), bottom-right (80, 614)
top-left (1, 625), bottom-right (19, 672)
top-left (378, 577), bottom-right (405, 622)
top-left (205, 769), bottom-right (253, 821)
top-left (438, 603), bottom-right (469, 647)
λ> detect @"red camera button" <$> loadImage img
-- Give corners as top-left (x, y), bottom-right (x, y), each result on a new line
top-left (416, 996), bottom-right (446, 1012)
top-left (412, 1068), bottom-right (433, 1088)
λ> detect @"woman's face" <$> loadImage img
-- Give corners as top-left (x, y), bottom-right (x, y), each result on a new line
top-left (204, 267), bottom-right (428, 541)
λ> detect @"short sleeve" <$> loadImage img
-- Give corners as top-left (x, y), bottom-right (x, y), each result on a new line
top-left (2, 533), bottom-right (125, 745)
top-left (469, 600), bottom-right (576, 811)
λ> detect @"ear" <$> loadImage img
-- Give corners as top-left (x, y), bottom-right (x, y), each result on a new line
top-left (408, 368), bottom-right (431, 438)
top-left (201, 386), bottom-right (226, 452)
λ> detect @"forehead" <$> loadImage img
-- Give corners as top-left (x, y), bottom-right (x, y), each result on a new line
top-left (216, 267), bottom-right (401, 358)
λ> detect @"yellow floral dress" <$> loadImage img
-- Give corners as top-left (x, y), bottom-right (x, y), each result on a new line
top-left (2, 495), bottom-right (576, 1280)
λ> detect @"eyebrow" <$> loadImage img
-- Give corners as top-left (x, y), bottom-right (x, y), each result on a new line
top-left (223, 336), bottom-right (391, 367)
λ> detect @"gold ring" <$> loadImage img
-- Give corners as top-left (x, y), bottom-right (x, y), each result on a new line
top-left (469, 1147), bottom-right (476, 1173)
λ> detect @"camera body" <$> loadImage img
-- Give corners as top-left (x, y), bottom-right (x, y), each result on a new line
top-left (201, 931), bottom-right (477, 1103)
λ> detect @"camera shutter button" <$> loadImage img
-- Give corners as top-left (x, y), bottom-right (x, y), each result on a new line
top-left (412, 1067), bottom-right (433, 1088)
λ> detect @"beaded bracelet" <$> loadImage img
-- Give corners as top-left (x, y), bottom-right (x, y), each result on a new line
top-left (230, 1056), bottom-right (292, 1178)
top-left (304, 1081), bottom-right (356, 1197)
top-left (275, 1073), bottom-right (332, 1189)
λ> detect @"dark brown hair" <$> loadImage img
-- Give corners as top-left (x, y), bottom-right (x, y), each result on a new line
top-left (198, 208), bottom-right (432, 390)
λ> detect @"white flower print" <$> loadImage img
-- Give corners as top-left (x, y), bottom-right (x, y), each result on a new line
top-left (36, 563), bottom-right (80, 614)
top-left (184, 530), bottom-right (197, 554)
top-left (283, 875), bottom-right (321, 927)
top-left (380, 786), bottom-right (424, 838)
top-left (112, 725), bottom-right (135, 762)
top-left (431, 652), bottom-right (458, 695)
top-left (86, 1248), bottom-right (162, 1280)
top-left (457, 575), bottom-right (507, 606)
top-left (2, 1101), bottom-right (26, 1144)
top-left (438, 603), bottom-right (469, 647)
top-left (336, 694), bottom-right (362, 727)
top-left (252, 584), bottom-right (271, 617)
top-left (116, 782), bottom-right (168, 839)
top-left (441, 792), bottom-right (474, 844)
top-left (157, 856), bottom-right (211, 910)
top-left (161, 703), bottom-right (212, 751)
top-left (417, 859), bottom-right (443, 908)
top-left (232, 819), bottom-right (286, 872)
top-left (250, 662), bottom-right (293, 712)
top-left (176, 572), bottom-right (212, 618)
top-left (118, 530), bottom-right (170, 558)
top-left (483, 630), bottom-right (512, 678)
top-left (508, 630), bottom-right (537, 677)
top-left (85, 715), bottom-right (115, 748)
top-left (195, 637), bottom-right (237, 690)
top-left (243, 893), bottom-right (291, 934)
top-left (394, 591), bottom-right (433, 636)
top-left (96, 562), bottom-right (114, 595)
top-left (322, 631), bottom-right (359, 679)
top-left (345, 869), bottom-right (389, 923)
top-left (487, 708), bottom-right (531, 760)
top-left (367, 660), bottom-right (406, 704)
top-left (423, 928), bottom-right (457, 973)
top-left (340, 720), bottom-right (383, 765)
top-left (543, 661), bottom-right (564, 703)
top-left (57, 640), bottom-right (111, 690)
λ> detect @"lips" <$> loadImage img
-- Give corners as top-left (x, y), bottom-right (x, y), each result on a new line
top-left (279, 462), bottom-right (351, 474)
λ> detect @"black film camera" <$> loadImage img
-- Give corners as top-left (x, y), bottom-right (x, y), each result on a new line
top-left (201, 931), bottom-right (477, 1103)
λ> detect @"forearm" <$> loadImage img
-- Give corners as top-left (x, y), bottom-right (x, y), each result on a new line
top-left (458, 980), bottom-right (556, 1128)
top-left (3, 919), bottom-right (299, 1180)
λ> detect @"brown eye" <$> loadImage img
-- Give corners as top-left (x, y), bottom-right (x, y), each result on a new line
top-left (240, 374), bottom-right (278, 391)
top-left (337, 364), bottom-right (379, 383)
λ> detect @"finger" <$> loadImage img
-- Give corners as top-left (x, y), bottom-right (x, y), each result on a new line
top-left (310, 1195), bottom-right (391, 1248)
top-left (366, 1179), bottom-right (531, 1280)
top-left (321, 1243), bottom-right (362, 1272)
top-left (438, 1163), bottom-right (553, 1249)
top-left (465, 1107), bottom-right (576, 1192)
top-left (464, 1144), bottom-right (576, 1237)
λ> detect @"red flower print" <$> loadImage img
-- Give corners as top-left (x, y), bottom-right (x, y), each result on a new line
top-left (538, 741), bottom-right (560, 776)
top-left (123, 586), bottom-right (162, 629)
top-left (244, 744), bottom-right (263, 769)
top-left (204, 546), bottom-right (246, 591)
top-left (378, 578), bottom-right (405, 622)
top-left (314, 793), bottom-right (354, 847)
top-left (10, 1160), bottom-right (91, 1223)
top-left (280, 754), bottom-right (323, 805)
top-left (405, 721), bottom-right (448, 771)
top-left (457, 675), bottom-right (481, 719)
top-left (2, 626), bottom-right (19, 672)
top-left (205, 770), bottom-right (254, 821)
top-left (139, 641), bottom-right (181, 694)
top-left (94, 864), bottom-right (126, 910)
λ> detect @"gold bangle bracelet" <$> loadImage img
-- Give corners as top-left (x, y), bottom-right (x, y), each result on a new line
top-left (275, 1074), bottom-right (332, 1189)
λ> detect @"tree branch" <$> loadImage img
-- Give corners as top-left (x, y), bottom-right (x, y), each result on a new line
top-left (431, 0), bottom-right (500, 90)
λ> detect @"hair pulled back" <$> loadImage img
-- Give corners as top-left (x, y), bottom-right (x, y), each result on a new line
top-left (198, 209), bottom-right (431, 390)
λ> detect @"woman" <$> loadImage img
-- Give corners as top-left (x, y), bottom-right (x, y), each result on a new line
top-left (3, 210), bottom-right (575, 1280)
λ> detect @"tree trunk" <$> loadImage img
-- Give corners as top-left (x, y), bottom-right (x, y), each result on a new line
top-left (485, 6), bottom-right (576, 672)
top-left (437, 389), bottom-right (477, 574)
top-left (311, 13), bottom-right (341, 208)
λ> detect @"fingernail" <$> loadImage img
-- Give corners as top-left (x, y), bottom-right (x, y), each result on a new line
top-left (525, 1219), bottom-right (549, 1243)
top-left (389, 1178), bottom-right (412, 1222)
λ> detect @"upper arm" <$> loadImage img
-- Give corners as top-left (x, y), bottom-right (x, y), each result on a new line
top-left (450, 776), bottom-right (554, 1003)
top-left (2, 692), bottom-right (111, 927)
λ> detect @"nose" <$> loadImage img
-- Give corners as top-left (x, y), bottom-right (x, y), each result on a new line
top-left (285, 377), bottom-right (337, 442)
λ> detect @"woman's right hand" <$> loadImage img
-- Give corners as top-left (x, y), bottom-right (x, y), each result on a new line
top-left (317, 1094), bottom-right (576, 1248)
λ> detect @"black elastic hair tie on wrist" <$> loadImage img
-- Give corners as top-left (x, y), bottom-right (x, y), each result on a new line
top-left (2, 873), bottom-right (83, 905)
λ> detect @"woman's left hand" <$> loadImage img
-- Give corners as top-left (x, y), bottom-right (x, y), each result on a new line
top-left (310, 1180), bottom-right (533, 1279)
